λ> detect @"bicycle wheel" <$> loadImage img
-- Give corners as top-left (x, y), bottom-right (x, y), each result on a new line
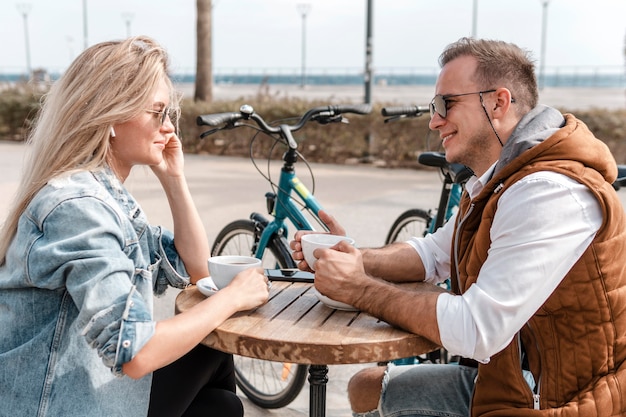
top-left (385, 209), bottom-right (432, 244)
top-left (384, 210), bottom-right (454, 364)
top-left (211, 219), bottom-right (309, 409)
top-left (211, 219), bottom-right (294, 269)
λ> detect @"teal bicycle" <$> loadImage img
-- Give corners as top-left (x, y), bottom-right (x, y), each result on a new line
top-left (381, 105), bottom-right (472, 365)
top-left (381, 105), bottom-right (626, 367)
top-left (381, 105), bottom-right (472, 247)
top-left (197, 103), bottom-right (371, 409)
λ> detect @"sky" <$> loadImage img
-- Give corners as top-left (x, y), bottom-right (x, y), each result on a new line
top-left (2, 0), bottom-right (625, 76)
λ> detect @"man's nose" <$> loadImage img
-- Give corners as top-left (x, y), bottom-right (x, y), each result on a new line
top-left (428, 112), bottom-right (445, 131)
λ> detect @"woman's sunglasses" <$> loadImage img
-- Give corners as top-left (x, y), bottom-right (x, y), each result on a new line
top-left (145, 107), bottom-right (181, 126)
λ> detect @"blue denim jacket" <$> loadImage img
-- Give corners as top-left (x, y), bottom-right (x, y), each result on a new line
top-left (0, 168), bottom-right (190, 417)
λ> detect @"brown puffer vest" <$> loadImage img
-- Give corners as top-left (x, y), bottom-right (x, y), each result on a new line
top-left (451, 115), bottom-right (626, 416)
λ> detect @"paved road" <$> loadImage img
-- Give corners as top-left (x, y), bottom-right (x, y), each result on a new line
top-left (3, 140), bottom-right (626, 417)
top-left (0, 141), bottom-right (444, 416)
top-left (121, 146), bottom-right (448, 417)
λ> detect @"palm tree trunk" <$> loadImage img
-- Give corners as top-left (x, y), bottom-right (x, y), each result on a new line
top-left (195, 0), bottom-right (213, 102)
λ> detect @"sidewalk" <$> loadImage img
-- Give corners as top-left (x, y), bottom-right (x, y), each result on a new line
top-left (0, 141), bottom-right (442, 417)
top-left (2, 82), bottom-right (625, 416)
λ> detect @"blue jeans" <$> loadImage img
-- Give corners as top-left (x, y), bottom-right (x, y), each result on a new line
top-left (354, 363), bottom-right (478, 417)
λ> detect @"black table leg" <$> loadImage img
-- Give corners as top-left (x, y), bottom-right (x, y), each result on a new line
top-left (308, 364), bottom-right (328, 417)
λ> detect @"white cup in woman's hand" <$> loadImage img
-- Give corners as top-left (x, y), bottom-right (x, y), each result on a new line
top-left (301, 234), bottom-right (355, 271)
top-left (208, 255), bottom-right (262, 289)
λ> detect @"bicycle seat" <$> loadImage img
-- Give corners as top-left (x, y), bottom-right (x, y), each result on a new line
top-left (418, 152), bottom-right (473, 184)
top-left (613, 165), bottom-right (626, 190)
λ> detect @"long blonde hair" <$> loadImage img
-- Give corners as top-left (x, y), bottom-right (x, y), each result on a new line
top-left (0, 36), bottom-right (176, 264)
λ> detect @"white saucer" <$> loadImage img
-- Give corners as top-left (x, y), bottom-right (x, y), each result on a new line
top-left (197, 277), bottom-right (219, 297)
top-left (313, 288), bottom-right (358, 312)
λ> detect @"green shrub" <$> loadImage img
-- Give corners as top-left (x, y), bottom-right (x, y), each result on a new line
top-left (186, 98), bottom-right (626, 166)
top-left (2, 86), bottom-right (625, 165)
top-left (0, 84), bottom-right (44, 141)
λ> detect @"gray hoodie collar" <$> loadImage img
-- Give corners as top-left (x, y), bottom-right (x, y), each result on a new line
top-left (494, 105), bottom-right (565, 174)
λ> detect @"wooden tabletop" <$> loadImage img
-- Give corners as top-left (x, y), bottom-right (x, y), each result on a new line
top-left (175, 281), bottom-right (440, 365)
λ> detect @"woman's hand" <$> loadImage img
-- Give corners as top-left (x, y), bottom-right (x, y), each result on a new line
top-left (152, 132), bottom-right (184, 179)
top-left (290, 210), bottom-right (347, 271)
top-left (222, 267), bottom-right (270, 311)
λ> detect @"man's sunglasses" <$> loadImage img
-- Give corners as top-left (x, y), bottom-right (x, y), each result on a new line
top-left (429, 89), bottom-right (496, 119)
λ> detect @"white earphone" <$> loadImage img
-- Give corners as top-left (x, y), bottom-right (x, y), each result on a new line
top-left (110, 127), bottom-right (116, 138)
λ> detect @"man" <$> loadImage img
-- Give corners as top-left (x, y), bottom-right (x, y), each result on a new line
top-left (291, 37), bottom-right (626, 416)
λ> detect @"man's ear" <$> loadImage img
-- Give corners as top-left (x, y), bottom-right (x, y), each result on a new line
top-left (492, 88), bottom-right (514, 117)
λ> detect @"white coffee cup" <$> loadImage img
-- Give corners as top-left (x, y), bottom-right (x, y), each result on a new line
top-left (208, 255), bottom-right (262, 289)
top-left (301, 234), bottom-right (355, 271)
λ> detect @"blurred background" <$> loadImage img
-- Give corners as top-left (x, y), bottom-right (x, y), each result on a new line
top-left (2, 0), bottom-right (625, 92)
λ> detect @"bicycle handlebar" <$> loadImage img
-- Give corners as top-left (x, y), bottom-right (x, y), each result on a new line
top-left (197, 103), bottom-right (372, 133)
top-left (381, 105), bottom-right (430, 118)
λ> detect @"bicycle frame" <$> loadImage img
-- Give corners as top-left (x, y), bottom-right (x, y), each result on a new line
top-left (429, 181), bottom-right (462, 234)
top-left (255, 161), bottom-right (325, 259)
top-left (419, 151), bottom-right (471, 233)
top-left (199, 103), bottom-right (371, 409)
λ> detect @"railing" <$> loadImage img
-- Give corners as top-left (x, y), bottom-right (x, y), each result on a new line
top-left (1, 65), bottom-right (625, 88)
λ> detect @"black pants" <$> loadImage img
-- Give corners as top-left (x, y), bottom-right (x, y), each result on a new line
top-left (148, 344), bottom-right (243, 417)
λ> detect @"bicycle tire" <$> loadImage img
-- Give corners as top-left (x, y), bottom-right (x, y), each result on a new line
top-left (385, 209), bottom-right (432, 244)
top-left (211, 219), bottom-right (309, 409)
top-left (384, 209), bottom-right (455, 364)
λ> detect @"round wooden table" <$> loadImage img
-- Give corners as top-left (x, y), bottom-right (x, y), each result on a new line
top-left (176, 281), bottom-right (440, 417)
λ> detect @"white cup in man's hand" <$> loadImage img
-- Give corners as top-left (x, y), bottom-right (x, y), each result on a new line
top-left (301, 234), bottom-right (355, 271)
top-left (208, 255), bottom-right (262, 289)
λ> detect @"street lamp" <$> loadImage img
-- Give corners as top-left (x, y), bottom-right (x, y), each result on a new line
top-left (297, 3), bottom-right (311, 88)
top-left (16, 3), bottom-right (32, 79)
top-left (471, 0), bottom-right (478, 37)
top-left (539, 0), bottom-right (551, 90)
top-left (82, 0), bottom-right (88, 49)
top-left (121, 12), bottom-right (134, 37)
top-left (364, 0), bottom-right (373, 104)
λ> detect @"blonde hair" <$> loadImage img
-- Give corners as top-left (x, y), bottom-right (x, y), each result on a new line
top-left (0, 36), bottom-right (177, 264)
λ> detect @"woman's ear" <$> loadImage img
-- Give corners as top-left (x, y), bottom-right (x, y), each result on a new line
top-left (110, 127), bottom-right (116, 138)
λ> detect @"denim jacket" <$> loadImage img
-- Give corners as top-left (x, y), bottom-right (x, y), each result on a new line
top-left (0, 167), bottom-right (190, 417)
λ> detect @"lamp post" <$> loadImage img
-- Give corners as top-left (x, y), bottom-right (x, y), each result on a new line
top-left (297, 3), bottom-right (311, 88)
top-left (471, 0), bottom-right (478, 37)
top-left (121, 12), bottom-right (134, 37)
top-left (16, 3), bottom-right (32, 79)
top-left (82, 0), bottom-right (88, 49)
top-left (364, 0), bottom-right (373, 104)
top-left (539, 0), bottom-right (550, 90)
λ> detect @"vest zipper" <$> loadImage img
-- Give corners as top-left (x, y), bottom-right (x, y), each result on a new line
top-left (525, 322), bottom-right (542, 410)
top-left (454, 202), bottom-right (475, 291)
top-left (518, 329), bottom-right (542, 410)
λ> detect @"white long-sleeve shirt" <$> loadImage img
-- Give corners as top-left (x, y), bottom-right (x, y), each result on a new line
top-left (406, 165), bottom-right (603, 363)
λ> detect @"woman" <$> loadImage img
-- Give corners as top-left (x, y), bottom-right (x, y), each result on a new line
top-left (0, 36), bottom-right (269, 417)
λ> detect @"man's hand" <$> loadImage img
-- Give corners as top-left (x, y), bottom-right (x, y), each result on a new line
top-left (290, 210), bottom-right (347, 271)
top-left (313, 241), bottom-right (367, 306)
